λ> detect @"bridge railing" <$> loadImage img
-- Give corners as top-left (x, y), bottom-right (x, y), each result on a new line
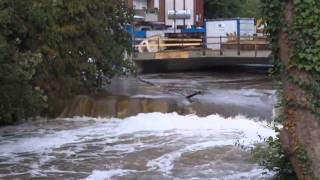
top-left (132, 35), bottom-right (270, 58)
top-left (203, 35), bottom-right (269, 57)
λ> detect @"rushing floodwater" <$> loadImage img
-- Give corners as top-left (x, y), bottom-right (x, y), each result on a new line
top-left (0, 71), bottom-right (276, 179)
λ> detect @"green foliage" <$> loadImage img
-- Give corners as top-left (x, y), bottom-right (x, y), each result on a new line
top-left (295, 146), bottom-right (313, 176)
top-left (260, 0), bottom-right (320, 177)
top-left (204, 0), bottom-right (243, 19)
top-left (252, 134), bottom-right (297, 179)
top-left (289, 0), bottom-right (320, 123)
top-left (204, 0), bottom-right (261, 19)
top-left (291, 0), bottom-right (320, 73)
top-left (261, 0), bottom-right (320, 122)
top-left (0, 0), bottom-right (133, 123)
top-left (260, 0), bottom-right (285, 78)
top-left (242, 0), bottom-right (262, 18)
top-left (0, 46), bottom-right (46, 124)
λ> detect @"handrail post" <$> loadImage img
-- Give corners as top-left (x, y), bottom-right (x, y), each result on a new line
top-left (202, 35), bottom-right (206, 56)
top-left (131, 34), bottom-right (134, 59)
top-left (254, 35), bottom-right (257, 57)
top-left (158, 36), bottom-right (160, 52)
top-left (220, 36), bottom-right (223, 55)
top-left (237, 35), bottom-right (240, 56)
top-left (182, 34), bottom-right (184, 49)
top-left (133, 32), bottom-right (137, 58)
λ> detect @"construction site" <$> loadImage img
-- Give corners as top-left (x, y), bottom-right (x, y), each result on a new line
top-left (126, 0), bottom-right (269, 71)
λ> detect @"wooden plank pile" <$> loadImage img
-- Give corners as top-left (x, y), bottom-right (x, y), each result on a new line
top-left (137, 36), bottom-right (203, 53)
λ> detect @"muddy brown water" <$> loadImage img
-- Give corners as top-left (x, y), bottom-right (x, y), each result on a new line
top-left (0, 71), bottom-right (276, 179)
top-left (63, 71), bottom-right (275, 120)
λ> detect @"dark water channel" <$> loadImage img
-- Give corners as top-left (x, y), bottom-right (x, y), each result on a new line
top-left (0, 70), bottom-right (276, 179)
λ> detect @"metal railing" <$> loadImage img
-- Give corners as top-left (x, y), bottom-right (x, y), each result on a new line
top-left (132, 35), bottom-right (269, 58)
top-left (203, 35), bottom-right (269, 57)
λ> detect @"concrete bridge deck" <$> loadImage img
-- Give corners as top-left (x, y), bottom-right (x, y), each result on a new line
top-left (133, 50), bottom-right (272, 72)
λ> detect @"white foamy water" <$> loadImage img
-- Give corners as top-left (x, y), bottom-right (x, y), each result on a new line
top-left (86, 169), bottom-right (137, 180)
top-left (0, 113), bottom-right (275, 179)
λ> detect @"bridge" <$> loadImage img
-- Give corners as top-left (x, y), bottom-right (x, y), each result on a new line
top-left (133, 49), bottom-right (272, 74)
top-left (132, 35), bottom-right (272, 72)
top-left (131, 35), bottom-right (271, 73)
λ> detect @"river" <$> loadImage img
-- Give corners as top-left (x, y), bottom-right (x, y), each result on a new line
top-left (0, 70), bottom-right (276, 179)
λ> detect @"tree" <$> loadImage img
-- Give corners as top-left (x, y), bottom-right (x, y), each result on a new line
top-left (204, 0), bottom-right (261, 19)
top-left (241, 0), bottom-right (262, 18)
top-left (0, 38), bottom-right (45, 124)
top-left (261, 0), bottom-right (320, 178)
top-left (0, 0), bottom-right (133, 124)
top-left (204, 0), bottom-right (242, 19)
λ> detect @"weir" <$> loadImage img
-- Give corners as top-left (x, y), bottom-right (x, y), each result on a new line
top-left (0, 72), bottom-right (277, 179)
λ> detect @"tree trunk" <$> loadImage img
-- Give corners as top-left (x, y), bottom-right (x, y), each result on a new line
top-left (279, 0), bottom-right (320, 179)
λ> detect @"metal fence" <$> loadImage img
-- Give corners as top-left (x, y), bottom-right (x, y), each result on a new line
top-left (132, 35), bottom-right (269, 58)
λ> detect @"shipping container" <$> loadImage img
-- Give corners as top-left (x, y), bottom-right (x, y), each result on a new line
top-left (206, 18), bottom-right (256, 50)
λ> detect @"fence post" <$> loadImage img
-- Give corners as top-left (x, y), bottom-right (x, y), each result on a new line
top-left (202, 36), bottom-right (206, 56)
top-left (158, 36), bottom-right (160, 52)
top-left (237, 36), bottom-right (240, 56)
top-left (131, 35), bottom-right (134, 59)
top-left (133, 32), bottom-right (137, 58)
top-left (220, 36), bottom-right (223, 55)
top-left (182, 34), bottom-right (184, 49)
top-left (254, 35), bottom-right (258, 57)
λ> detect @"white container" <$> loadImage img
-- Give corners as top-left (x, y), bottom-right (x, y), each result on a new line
top-left (206, 20), bottom-right (237, 50)
top-left (239, 19), bottom-right (256, 37)
top-left (205, 18), bottom-right (256, 50)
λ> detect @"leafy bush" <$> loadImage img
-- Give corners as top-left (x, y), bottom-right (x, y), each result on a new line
top-left (251, 133), bottom-right (297, 180)
top-left (0, 0), bottom-right (133, 124)
top-left (0, 49), bottom-right (46, 124)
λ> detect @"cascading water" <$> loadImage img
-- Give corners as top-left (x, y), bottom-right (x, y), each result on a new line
top-left (0, 72), bottom-right (276, 179)
top-left (0, 113), bottom-right (275, 179)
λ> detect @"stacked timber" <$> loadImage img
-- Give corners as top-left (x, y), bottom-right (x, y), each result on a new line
top-left (137, 36), bottom-right (202, 53)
